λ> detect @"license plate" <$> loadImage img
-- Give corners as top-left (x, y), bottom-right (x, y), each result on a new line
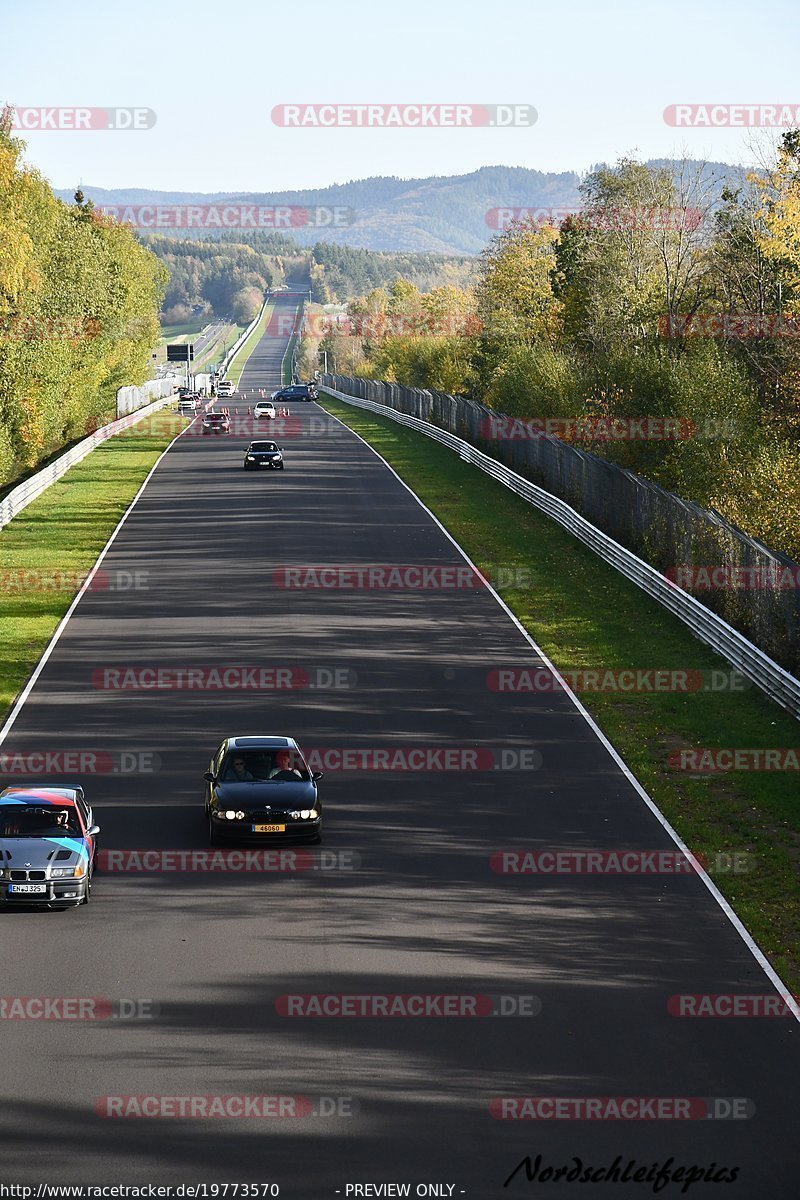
top-left (253, 824), bottom-right (285, 833)
top-left (9, 883), bottom-right (47, 894)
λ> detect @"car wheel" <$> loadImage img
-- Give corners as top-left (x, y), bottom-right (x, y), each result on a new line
top-left (208, 816), bottom-right (222, 845)
top-left (308, 829), bottom-right (322, 845)
top-left (279, 463), bottom-right (285, 470)
top-left (82, 878), bottom-right (91, 905)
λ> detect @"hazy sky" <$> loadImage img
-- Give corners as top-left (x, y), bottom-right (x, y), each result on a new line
top-left (2, 0), bottom-right (797, 192)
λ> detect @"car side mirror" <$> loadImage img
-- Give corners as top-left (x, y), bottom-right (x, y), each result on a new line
top-left (86, 825), bottom-right (101, 837)
top-left (311, 771), bottom-right (324, 782)
top-left (203, 771), bottom-right (216, 784)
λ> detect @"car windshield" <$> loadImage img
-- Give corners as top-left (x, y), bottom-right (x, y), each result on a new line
top-left (0, 805), bottom-right (83, 838)
top-left (206, 415), bottom-right (224, 422)
top-left (219, 750), bottom-right (310, 782)
top-left (250, 442), bottom-right (278, 452)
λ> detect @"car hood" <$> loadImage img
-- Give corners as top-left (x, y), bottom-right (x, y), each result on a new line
top-left (0, 836), bottom-right (89, 868)
top-left (212, 781), bottom-right (317, 808)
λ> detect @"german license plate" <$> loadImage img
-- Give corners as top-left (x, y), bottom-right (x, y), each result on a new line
top-left (253, 824), bottom-right (285, 833)
top-left (9, 883), bottom-right (47, 894)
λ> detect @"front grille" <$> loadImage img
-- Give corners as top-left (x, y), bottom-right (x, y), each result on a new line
top-left (9, 870), bottom-right (47, 881)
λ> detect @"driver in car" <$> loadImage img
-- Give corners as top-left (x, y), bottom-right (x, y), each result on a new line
top-left (267, 749), bottom-right (303, 781)
top-left (227, 756), bottom-right (255, 781)
top-left (54, 809), bottom-right (81, 834)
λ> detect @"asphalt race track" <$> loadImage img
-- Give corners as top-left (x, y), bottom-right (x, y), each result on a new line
top-left (1, 293), bottom-right (799, 1196)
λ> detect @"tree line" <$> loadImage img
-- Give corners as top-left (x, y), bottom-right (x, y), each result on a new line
top-left (302, 144), bottom-right (800, 562)
top-left (143, 233), bottom-right (298, 325)
top-left (0, 114), bottom-right (166, 485)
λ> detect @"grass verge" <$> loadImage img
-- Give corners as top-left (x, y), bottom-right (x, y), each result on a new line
top-left (159, 320), bottom-right (205, 342)
top-left (0, 413), bottom-right (183, 721)
top-left (319, 391), bottom-right (800, 992)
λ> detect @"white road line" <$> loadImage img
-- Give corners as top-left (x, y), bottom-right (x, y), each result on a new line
top-left (0, 422), bottom-right (190, 749)
top-left (320, 396), bottom-right (800, 1024)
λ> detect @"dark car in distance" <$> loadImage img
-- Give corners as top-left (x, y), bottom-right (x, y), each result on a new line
top-left (244, 440), bottom-right (284, 470)
top-left (271, 383), bottom-right (317, 402)
top-left (204, 736), bottom-right (323, 844)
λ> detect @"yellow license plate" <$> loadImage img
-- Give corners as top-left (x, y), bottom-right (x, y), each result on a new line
top-left (253, 823), bottom-right (286, 833)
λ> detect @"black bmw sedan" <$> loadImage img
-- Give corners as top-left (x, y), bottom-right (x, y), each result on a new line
top-left (204, 736), bottom-right (323, 844)
top-left (243, 440), bottom-right (284, 470)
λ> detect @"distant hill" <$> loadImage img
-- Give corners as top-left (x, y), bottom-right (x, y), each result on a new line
top-left (55, 161), bottom-right (750, 256)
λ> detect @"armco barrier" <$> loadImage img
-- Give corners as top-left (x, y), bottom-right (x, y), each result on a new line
top-left (0, 388), bottom-right (179, 532)
top-left (322, 377), bottom-right (800, 722)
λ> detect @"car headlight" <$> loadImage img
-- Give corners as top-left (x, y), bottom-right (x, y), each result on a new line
top-left (51, 865), bottom-right (84, 878)
top-left (0, 868), bottom-right (9, 880)
top-left (224, 810), bottom-right (237, 820)
top-left (246, 455), bottom-right (255, 460)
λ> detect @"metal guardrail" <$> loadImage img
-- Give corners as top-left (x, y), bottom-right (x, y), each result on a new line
top-left (0, 390), bottom-right (179, 532)
top-left (322, 382), bottom-right (800, 721)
